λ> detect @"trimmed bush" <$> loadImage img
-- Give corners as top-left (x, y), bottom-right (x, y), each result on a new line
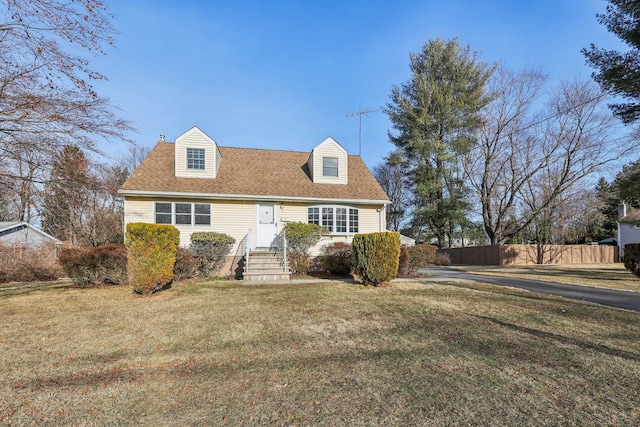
top-left (173, 247), bottom-right (199, 281)
top-left (352, 232), bottom-right (401, 286)
top-left (0, 242), bottom-right (62, 283)
top-left (190, 232), bottom-right (235, 277)
top-left (320, 242), bottom-right (353, 275)
top-left (126, 223), bottom-right (179, 295)
top-left (623, 244), bottom-right (640, 278)
top-left (397, 246), bottom-right (410, 277)
top-left (58, 244), bottom-right (127, 285)
top-left (408, 244), bottom-right (437, 273)
top-left (284, 222), bottom-right (326, 274)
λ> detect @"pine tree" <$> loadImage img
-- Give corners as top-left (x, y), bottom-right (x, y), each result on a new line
top-left (384, 38), bottom-right (494, 247)
top-left (583, 0), bottom-right (640, 122)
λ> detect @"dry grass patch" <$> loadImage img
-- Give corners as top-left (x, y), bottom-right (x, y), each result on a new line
top-left (458, 263), bottom-right (640, 292)
top-left (0, 279), bottom-right (639, 426)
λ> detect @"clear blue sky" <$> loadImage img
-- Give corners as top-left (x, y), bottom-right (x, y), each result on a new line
top-left (94, 0), bottom-right (621, 169)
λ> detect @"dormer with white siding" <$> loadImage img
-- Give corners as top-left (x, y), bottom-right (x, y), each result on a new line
top-left (307, 137), bottom-right (348, 184)
top-left (174, 126), bottom-right (221, 179)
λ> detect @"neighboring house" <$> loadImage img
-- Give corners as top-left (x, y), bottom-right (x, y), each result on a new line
top-left (119, 126), bottom-right (390, 280)
top-left (618, 203), bottom-right (640, 257)
top-left (0, 222), bottom-right (62, 247)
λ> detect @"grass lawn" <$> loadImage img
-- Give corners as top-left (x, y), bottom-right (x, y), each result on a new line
top-left (1, 279), bottom-right (639, 426)
top-left (456, 263), bottom-right (640, 293)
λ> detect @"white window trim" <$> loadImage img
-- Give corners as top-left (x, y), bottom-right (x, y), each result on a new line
top-left (154, 202), bottom-right (211, 226)
top-left (186, 147), bottom-right (206, 170)
top-left (322, 156), bottom-right (339, 178)
top-left (308, 205), bottom-right (359, 235)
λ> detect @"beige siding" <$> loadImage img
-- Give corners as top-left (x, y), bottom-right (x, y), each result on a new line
top-left (211, 200), bottom-right (255, 253)
top-left (123, 197), bottom-right (386, 257)
top-left (123, 197), bottom-right (255, 253)
top-left (175, 127), bottom-right (218, 179)
top-left (281, 202), bottom-right (385, 255)
top-left (123, 197), bottom-right (154, 224)
top-left (311, 137), bottom-right (348, 184)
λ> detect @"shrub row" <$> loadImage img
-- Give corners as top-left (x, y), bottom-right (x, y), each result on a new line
top-left (58, 244), bottom-right (128, 285)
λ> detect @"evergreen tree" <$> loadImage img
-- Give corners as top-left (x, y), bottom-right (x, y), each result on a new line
top-left (42, 146), bottom-right (90, 244)
top-left (384, 38), bottom-right (494, 247)
top-left (583, 0), bottom-right (640, 122)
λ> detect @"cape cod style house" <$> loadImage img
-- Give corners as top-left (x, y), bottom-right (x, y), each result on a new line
top-left (119, 127), bottom-right (389, 281)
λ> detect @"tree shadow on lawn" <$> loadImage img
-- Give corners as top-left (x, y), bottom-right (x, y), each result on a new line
top-left (473, 315), bottom-right (640, 363)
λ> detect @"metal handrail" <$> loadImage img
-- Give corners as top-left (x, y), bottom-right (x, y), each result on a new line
top-left (245, 228), bottom-right (251, 273)
top-left (273, 231), bottom-right (289, 272)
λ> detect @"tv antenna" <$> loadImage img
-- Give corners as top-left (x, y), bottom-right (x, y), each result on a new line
top-left (347, 108), bottom-right (379, 156)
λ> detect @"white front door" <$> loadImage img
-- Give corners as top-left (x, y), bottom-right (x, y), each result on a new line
top-left (256, 203), bottom-right (277, 247)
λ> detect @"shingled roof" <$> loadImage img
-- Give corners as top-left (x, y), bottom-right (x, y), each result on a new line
top-left (120, 142), bottom-right (389, 203)
top-left (620, 209), bottom-right (640, 224)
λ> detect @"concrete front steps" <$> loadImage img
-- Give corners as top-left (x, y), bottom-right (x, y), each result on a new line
top-left (243, 250), bottom-right (291, 283)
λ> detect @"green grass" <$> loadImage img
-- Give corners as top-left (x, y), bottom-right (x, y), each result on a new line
top-left (1, 279), bottom-right (639, 426)
top-left (457, 263), bottom-right (640, 292)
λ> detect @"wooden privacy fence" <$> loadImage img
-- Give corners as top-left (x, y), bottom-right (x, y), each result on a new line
top-left (438, 244), bottom-right (619, 266)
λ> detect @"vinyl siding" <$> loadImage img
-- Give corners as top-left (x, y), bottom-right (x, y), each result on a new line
top-left (123, 197), bottom-right (254, 252)
top-left (281, 202), bottom-right (384, 255)
top-left (123, 197), bottom-right (385, 256)
top-left (175, 127), bottom-right (218, 179)
top-left (619, 223), bottom-right (640, 256)
top-left (311, 137), bottom-right (348, 184)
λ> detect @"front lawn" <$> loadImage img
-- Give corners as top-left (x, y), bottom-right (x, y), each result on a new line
top-left (1, 279), bottom-right (638, 425)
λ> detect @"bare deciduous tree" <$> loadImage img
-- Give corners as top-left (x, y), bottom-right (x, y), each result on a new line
top-left (373, 152), bottom-right (409, 232)
top-left (467, 72), bottom-right (633, 245)
top-left (0, 0), bottom-right (131, 221)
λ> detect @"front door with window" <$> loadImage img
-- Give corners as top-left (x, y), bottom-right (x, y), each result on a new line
top-left (256, 203), bottom-right (277, 247)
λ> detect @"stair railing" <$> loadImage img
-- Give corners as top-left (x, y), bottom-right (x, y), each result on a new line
top-left (244, 228), bottom-right (251, 274)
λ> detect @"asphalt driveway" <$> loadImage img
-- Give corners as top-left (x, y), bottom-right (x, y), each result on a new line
top-left (420, 267), bottom-right (640, 313)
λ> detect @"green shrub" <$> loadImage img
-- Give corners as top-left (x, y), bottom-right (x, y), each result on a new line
top-left (320, 242), bottom-right (353, 275)
top-left (58, 244), bottom-right (128, 285)
top-left (190, 232), bottom-right (235, 277)
top-left (126, 223), bottom-right (179, 295)
top-left (408, 244), bottom-right (437, 273)
top-left (173, 247), bottom-right (199, 281)
top-left (352, 232), bottom-right (401, 286)
top-left (283, 222), bottom-right (326, 274)
top-left (623, 244), bottom-right (640, 278)
top-left (397, 246), bottom-right (410, 277)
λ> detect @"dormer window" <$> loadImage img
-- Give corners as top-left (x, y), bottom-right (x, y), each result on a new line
top-left (323, 157), bottom-right (338, 177)
top-left (187, 148), bottom-right (205, 170)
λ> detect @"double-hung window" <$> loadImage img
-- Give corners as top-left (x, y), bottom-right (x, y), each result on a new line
top-left (155, 202), bottom-right (172, 224)
top-left (322, 157), bottom-right (338, 177)
top-left (154, 202), bottom-right (211, 225)
top-left (187, 148), bottom-right (205, 170)
top-left (307, 206), bottom-right (358, 234)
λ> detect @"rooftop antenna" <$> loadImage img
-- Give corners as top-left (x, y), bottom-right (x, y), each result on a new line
top-left (347, 108), bottom-right (379, 156)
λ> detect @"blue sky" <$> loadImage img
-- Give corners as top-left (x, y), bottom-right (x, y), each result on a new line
top-left (94, 0), bottom-right (621, 169)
